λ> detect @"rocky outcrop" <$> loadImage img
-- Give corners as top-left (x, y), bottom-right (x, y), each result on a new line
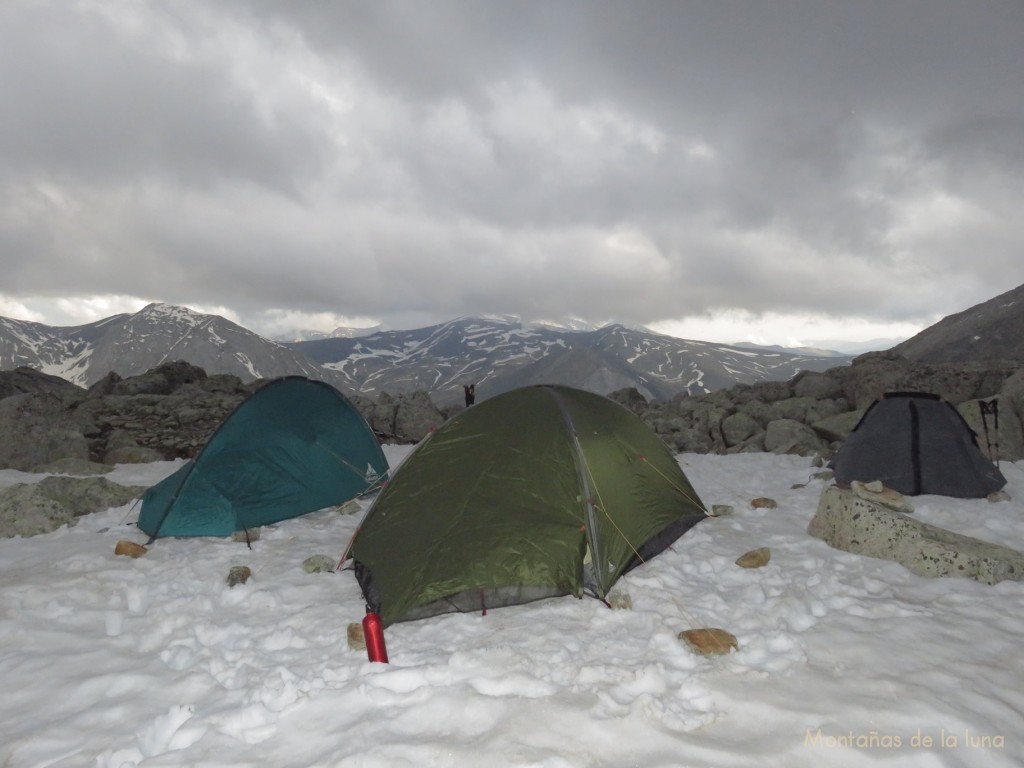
top-left (827, 350), bottom-right (1018, 410)
top-left (808, 485), bottom-right (1024, 584)
top-left (0, 360), bottom-right (447, 471)
top-left (0, 367), bottom-right (82, 399)
top-left (1, 353), bottom-right (1021, 471)
top-left (0, 476), bottom-right (147, 538)
top-left (0, 390), bottom-right (92, 471)
top-left (25, 362), bottom-right (259, 465)
top-left (611, 353), bottom-right (1024, 460)
top-left (366, 390), bottom-right (445, 443)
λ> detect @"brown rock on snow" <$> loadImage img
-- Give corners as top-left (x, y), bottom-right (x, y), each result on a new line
top-left (735, 547), bottom-right (771, 568)
top-left (227, 565), bottom-right (252, 587)
top-left (114, 540), bottom-right (148, 558)
top-left (347, 622), bottom-right (366, 651)
top-left (678, 628), bottom-right (739, 656)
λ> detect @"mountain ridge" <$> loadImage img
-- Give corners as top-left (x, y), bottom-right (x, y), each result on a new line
top-left (1, 304), bottom-right (852, 404)
top-left (6, 285), bottom-right (1021, 407)
top-left (890, 283), bottom-right (1024, 363)
top-left (283, 316), bottom-right (852, 405)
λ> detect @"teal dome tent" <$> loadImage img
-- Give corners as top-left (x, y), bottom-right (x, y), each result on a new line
top-left (138, 376), bottom-right (387, 540)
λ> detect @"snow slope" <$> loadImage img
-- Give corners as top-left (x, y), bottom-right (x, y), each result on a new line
top-left (0, 447), bottom-right (1021, 767)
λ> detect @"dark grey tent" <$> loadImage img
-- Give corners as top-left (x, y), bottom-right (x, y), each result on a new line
top-left (828, 391), bottom-right (1006, 498)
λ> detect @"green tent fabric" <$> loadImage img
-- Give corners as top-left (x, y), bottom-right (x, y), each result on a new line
top-left (349, 385), bottom-right (707, 627)
top-left (138, 376), bottom-right (387, 539)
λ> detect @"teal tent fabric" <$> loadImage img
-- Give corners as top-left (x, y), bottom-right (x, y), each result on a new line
top-left (138, 376), bottom-right (387, 539)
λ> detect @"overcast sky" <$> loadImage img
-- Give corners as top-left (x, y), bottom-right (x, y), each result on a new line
top-left (2, 0), bottom-right (1022, 346)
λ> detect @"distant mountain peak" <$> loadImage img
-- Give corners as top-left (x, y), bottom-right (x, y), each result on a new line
top-left (0, 303), bottom-right (350, 389)
top-left (732, 341), bottom-right (851, 358)
top-left (459, 313), bottom-right (522, 326)
top-left (525, 317), bottom-right (654, 334)
top-left (137, 302), bottom-right (202, 320)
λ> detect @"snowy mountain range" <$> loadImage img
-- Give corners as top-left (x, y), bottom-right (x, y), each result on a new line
top-left (287, 316), bottom-right (853, 405)
top-left (0, 304), bottom-right (851, 404)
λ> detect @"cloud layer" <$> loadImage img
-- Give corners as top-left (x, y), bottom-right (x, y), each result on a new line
top-left (2, 0), bottom-right (1022, 343)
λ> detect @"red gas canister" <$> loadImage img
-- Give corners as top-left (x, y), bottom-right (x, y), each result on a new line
top-left (362, 611), bottom-right (389, 663)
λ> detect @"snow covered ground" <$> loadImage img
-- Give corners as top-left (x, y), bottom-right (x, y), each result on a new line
top-left (1, 445), bottom-right (1022, 767)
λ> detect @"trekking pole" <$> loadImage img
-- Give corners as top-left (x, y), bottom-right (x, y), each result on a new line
top-left (978, 399), bottom-right (1000, 468)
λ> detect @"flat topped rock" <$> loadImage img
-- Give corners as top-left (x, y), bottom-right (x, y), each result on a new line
top-left (809, 485), bottom-right (1024, 585)
top-left (850, 480), bottom-right (914, 514)
top-left (114, 540), bottom-right (148, 558)
top-left (678, 628), bottom-right (739, 656)
top-left (735, 547), bottom-right (771, 568)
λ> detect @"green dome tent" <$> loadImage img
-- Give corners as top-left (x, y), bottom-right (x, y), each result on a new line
top-left (348, 385), bottom-right (708, 627)
top-left (138, 376), bottom-right (387, 540)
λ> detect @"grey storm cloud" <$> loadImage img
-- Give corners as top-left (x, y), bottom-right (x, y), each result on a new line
top-left (1, 0), bottom-right (1022, 341)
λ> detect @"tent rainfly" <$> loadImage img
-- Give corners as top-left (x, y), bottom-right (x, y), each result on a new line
top-left (138, 376), bottom-right (387, 540)
top-left (828, 391), bottom-right (1007, 498)
top-left (348, 384), bottom-right (708, 628)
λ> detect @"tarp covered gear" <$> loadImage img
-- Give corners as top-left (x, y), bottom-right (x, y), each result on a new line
top-left (138, 376), bottom-right (387, 539)
top-left (349, 384), bottom-right (707, 627)
top-left (829, 391), bottom-right (1007, 498)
